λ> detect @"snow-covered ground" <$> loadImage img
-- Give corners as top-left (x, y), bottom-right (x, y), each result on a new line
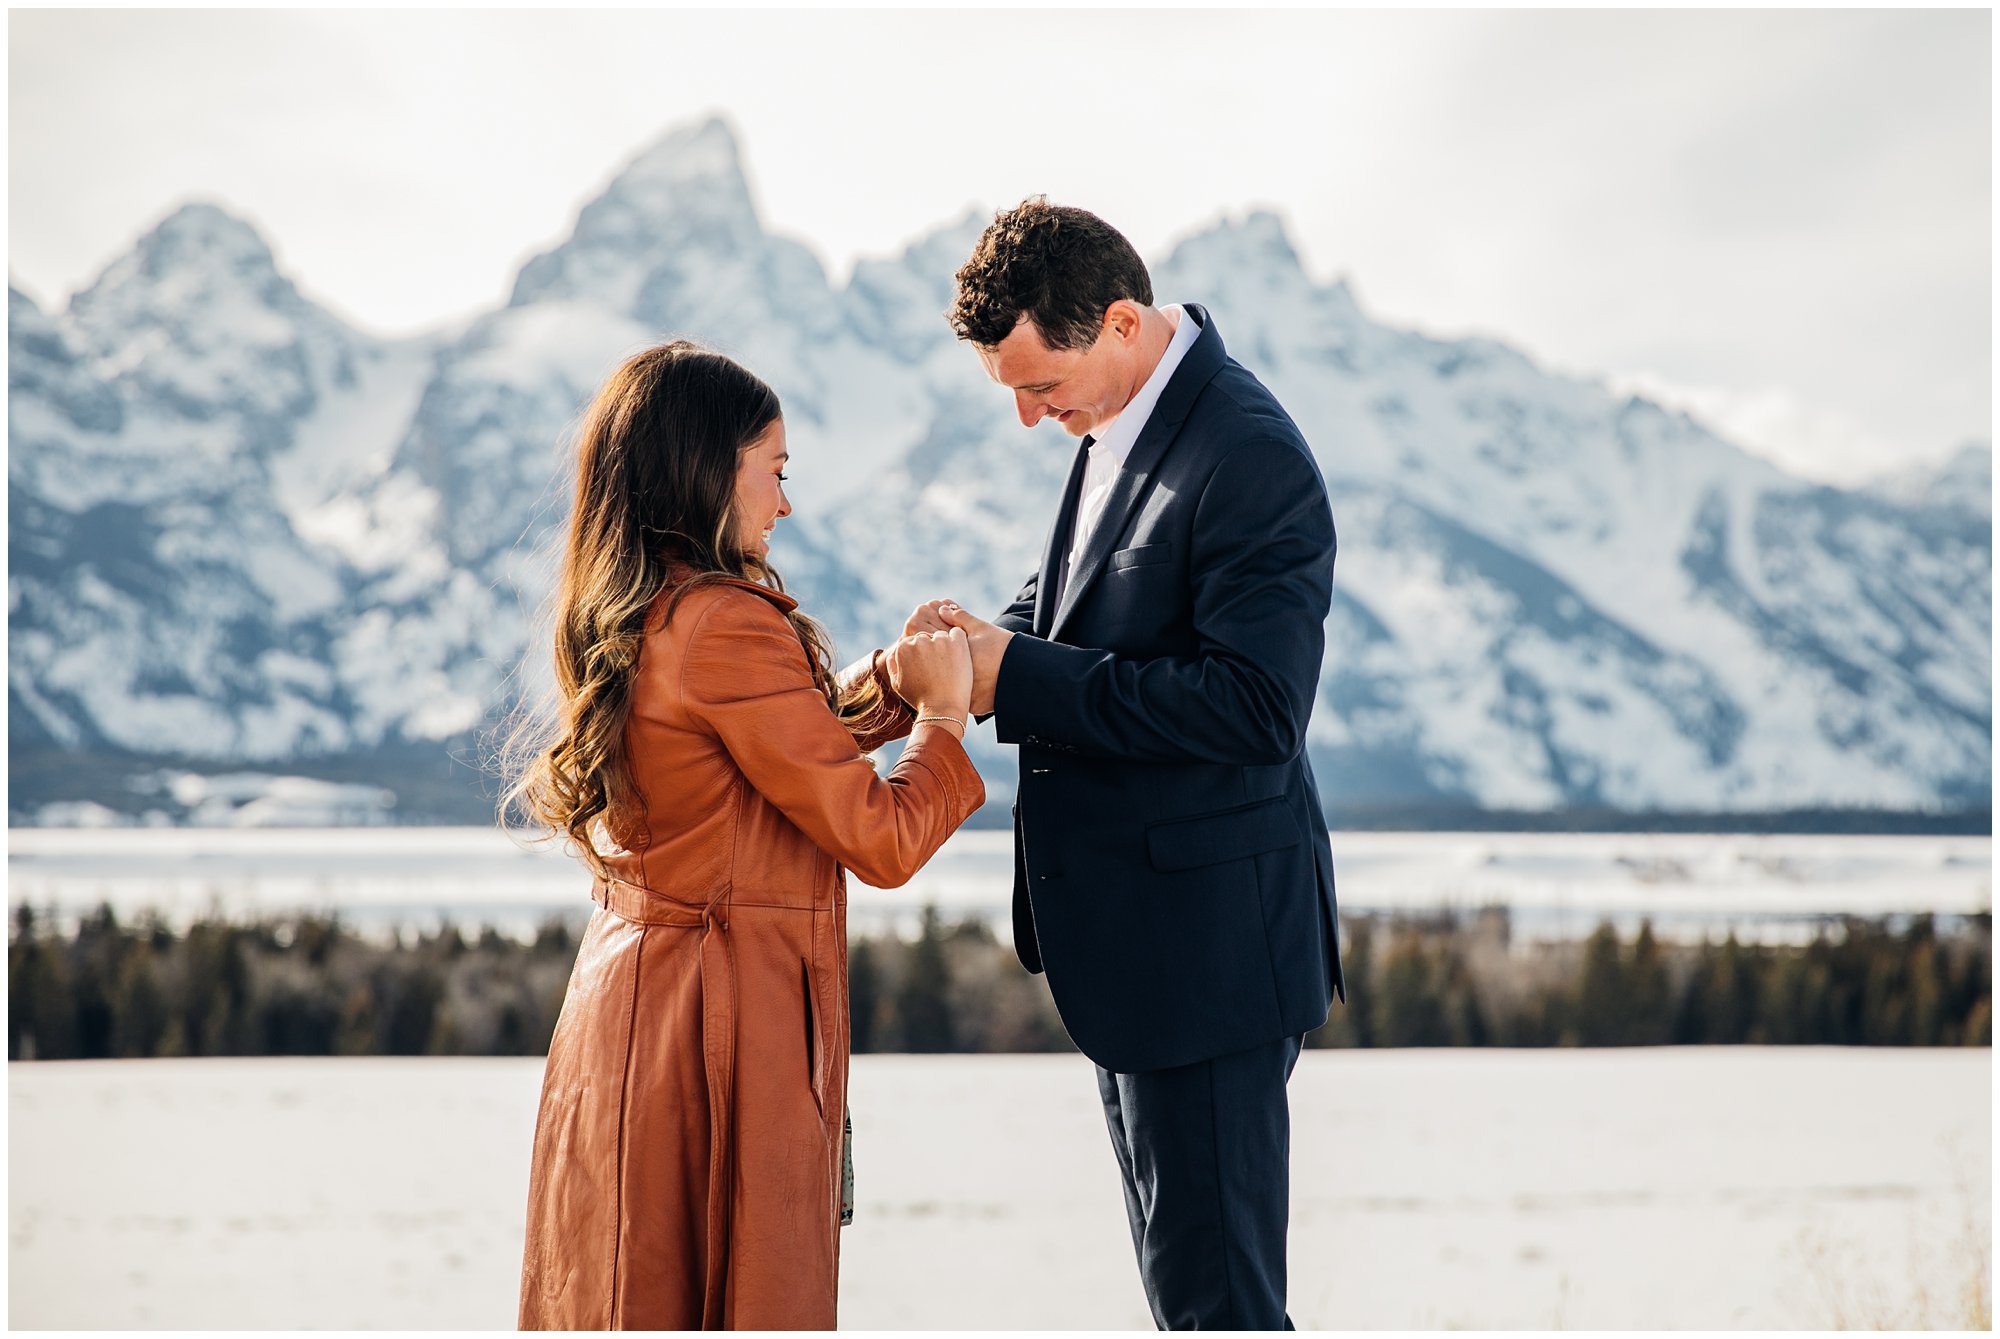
top-left (8, 826), bottom-right (1990, 944)
top-left (8, 1050), bottom-right (1989, 1329)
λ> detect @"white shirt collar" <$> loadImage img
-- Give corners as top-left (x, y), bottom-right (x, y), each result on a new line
top-left (1085, 303), bottom-right (1201, 467)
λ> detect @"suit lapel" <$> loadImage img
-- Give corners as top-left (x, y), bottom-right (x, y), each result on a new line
top-left (1050, 305), bottom-right (1228, 641)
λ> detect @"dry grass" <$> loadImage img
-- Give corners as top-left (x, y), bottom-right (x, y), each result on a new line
top-left (1792, 1132), bottom-right (1991, 1330)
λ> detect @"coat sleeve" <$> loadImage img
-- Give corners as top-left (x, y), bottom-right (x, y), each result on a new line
top-left (681, 592), bottom-right (984, 888)
top-left (990, 438), bottom-right (1334, 766)
top-left (993, 570), bottom-right (1038, 636)
top-left (973, 571), bottom-right (1041, 728)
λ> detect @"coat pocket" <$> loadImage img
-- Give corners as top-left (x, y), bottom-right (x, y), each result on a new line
top-left (801, 957), bottom-right (827, 1116)
top-left (1111, 541), bottom-right (1172, 570)
top-left (1145, 796), bottom-right (1303, 872)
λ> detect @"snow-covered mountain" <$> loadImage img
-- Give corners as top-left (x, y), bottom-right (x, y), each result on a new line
top-left (9, 117), bottom-right (1990, 825)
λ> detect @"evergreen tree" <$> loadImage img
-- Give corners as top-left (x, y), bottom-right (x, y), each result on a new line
top-left (1673, 938), bottom-right (1715, 1043)
top-left (10, 907), bottom-right (42, 1059)
top-left (110, 943), bottom-right (168, 1058)
top-left (1440, 952), bottom-right (1490, 1047)
top-left (1905, 917), bottom-right (1946, 1046)
top-left (1964, 998), bottom-right (1993, 1047)
top-left (1711, 932), bottom-right (1761, 1043)
top-left (10, 908), bottom-right (78, 1060)
top-left (849, 938), bottom-right (882, 1054)
top-left (336, 984), bottom-right (378, 1056)
top-left (295, 912), bottom-right (338, 967)
top-left (70, 903), bottom-right (126, 1058)
top-left (382, 964), bottom-right (445, 1055)
top-left (1377, 933), bottom-right (1448, 1046)
top-left (1342, 920), bottom-right (1376, 1048)
top-left (259, 983), bottom-right (338, 1055)
top-left (1760, 951), bottom-right (1808, 1045)
top-left (896, 906), bottom-right (956, 1052)
top-left (198, 982), bottom-right (235, 1056)
top-left (1862, 922), bottom-right (1914, 1045)
top-left (495, 1000), bottom-right (529, 1055)
top-left (1627, 921), bottom-right (1672, 1045)
top-left (1575, 923), bottom-right (1629, 1046)
top-left (534, 917), bottom-right (575, 958)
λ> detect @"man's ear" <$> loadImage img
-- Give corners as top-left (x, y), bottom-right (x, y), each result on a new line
top-left (1103, 300), bottom-right (1145, 345)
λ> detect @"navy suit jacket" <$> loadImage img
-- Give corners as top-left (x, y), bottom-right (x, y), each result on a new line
top-left (990, 304), bottom-right (1344, 1074)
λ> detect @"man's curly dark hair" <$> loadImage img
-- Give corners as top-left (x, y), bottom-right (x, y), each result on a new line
top-left (948, 197), bottom-right (1154, 350)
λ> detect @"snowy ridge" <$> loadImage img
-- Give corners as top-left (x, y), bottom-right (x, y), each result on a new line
top-left (9, 116), bottom-right (1991, 822)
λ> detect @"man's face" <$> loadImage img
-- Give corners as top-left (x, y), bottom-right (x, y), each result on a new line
top-left (976, 306), bottom-right (1142, 437)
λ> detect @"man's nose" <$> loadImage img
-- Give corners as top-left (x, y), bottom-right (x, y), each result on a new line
top-left (1014, 392), bottom-right (1047, 428)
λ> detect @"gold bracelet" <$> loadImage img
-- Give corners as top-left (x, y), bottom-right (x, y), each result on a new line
top-left (914, 713), bottom-right (966, 738)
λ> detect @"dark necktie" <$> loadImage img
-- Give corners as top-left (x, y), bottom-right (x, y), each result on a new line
top-left (1046, 434), bottom-right (1095, 620)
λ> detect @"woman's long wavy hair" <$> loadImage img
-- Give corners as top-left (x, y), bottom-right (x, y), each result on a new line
top-left (504, 340), bottom-right (892, 877)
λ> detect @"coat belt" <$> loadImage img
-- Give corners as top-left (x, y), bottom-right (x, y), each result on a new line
top-left (591, 875), bottom-right (735, 1329)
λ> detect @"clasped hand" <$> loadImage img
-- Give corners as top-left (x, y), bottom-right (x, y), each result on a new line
top-left (895, 600), bottom-right (1011, 717)
top-left (884, 617), bottom-right (972, 721)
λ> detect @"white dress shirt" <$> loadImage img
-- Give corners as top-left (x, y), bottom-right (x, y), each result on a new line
top-left (1063, 304), bottom-right (1201, 588)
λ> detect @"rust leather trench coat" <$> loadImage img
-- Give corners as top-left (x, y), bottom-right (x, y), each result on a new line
top-left (518, 576), bottom-right (983, 1330)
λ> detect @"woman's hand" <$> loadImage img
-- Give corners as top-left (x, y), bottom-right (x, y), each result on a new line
top-left (903, 599), bottom-right (958, 638)
top-left (885, 627), bottom-right (973, 722)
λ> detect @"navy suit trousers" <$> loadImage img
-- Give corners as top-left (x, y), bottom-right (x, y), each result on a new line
top-left (1094, 1032), bottom-right (1305, 1330)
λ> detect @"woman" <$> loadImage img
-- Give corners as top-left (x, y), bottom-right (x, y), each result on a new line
top-left (508, 340), bottom-right (982, 1329)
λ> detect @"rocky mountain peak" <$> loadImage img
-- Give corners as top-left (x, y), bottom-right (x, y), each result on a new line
top-left (506, 115), bottom-right (765, 313)
top-left (1156, 208), bottom-right (1365, 344)
top-left (68, 202), bottom-right (288, 332)
top-left (142, 201), bottom-right (280, 270)
top-left (845, 207), bottom-right (989, 360)
top-left (1164, 209), bottom-right (1309, 284)
top-left (611, 115), bottom-right (754, 209)
top-left (61, 200), bottom-right (361, 428)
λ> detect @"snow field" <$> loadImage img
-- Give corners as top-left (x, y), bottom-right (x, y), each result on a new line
top-left (9, 1049), bottom-right (1989, 1329)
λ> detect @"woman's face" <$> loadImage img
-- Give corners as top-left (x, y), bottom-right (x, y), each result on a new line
top-left (732, 417), bottom-right (791, 558)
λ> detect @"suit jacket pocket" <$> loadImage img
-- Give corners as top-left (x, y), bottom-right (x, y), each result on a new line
top-left (1110, 542), bottom-right (1172, 571)
top-left (1145, 797), bottom-right (1302, 872)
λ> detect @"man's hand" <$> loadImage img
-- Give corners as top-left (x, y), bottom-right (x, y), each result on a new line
top-left (884, 628), bottom-right (973, 720)
top-left (938, 603), bottom-right (1013, 717)
top-left (903, 599), bottom-right (957, 638)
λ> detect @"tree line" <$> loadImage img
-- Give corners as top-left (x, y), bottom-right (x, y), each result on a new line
top-left (1304, 909), bottom-right (1989, 1049)
top-left (7, 902), bottom-right (1989, 1061)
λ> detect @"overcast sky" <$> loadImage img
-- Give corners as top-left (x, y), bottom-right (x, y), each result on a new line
top-left (9, 8), bottom-right (1990, 483)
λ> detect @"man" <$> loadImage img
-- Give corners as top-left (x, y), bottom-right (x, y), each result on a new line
top-left (934, 198), bottom-right (1345, 1329)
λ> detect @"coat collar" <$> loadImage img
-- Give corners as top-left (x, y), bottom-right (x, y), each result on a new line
top-left (658, 562), bottom-right (801, 618)
top-left (1043, 303), bottom-right (1227, 639)
top-left (715, 576), bottom-right (799, 612)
